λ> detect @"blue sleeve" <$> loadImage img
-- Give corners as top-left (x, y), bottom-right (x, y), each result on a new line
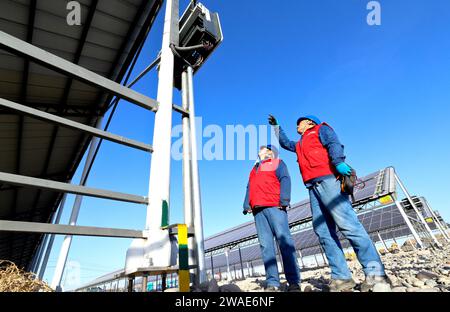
top-left (274, 126), bottom-right (297, 153)
top-left (319, 125), bottom-right (346, 166)
top-left (243, 181), bottom-right (250, 214)
top-left (275, 160), bottom-right (291, 207)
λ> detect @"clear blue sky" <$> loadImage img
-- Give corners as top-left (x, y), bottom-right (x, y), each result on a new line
top-left (42, 0), bottom-right (450, 289)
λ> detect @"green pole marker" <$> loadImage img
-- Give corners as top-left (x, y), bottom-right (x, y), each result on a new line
top-left (161, 200), bottom-right (169, 228)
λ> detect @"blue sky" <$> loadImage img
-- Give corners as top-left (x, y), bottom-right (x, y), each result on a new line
top-left (41, 0), bottom-right (450, 288)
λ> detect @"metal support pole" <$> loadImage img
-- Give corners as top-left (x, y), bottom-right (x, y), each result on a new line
top-left (238, 247), bottom-right (245, 280)
top-left (297, 249), bottom-right (305, 268)
top-left (145, 0), bottom-right (179, 267)
top-left (430, 210), bottom-right (450, 242)
top-left (162, 273), bottom-right (167, 292)
top-left (127, 277), bottom-right (134, 292)
top-left (187, 66), bottom-right (206, 284)
top-left (224, 248), bottom-right (231, 281)
top-left (424, 199), bottom-right (450, 242)
top-left (395, 173), bottom-right (441, 248)
top-left (394, 200), bottom-right (424, 248)
top-left (377, 231), bottom-right (389, 251)
top-left (210, 255), bottom-right (214, 277)
top-left (142, 275), bottom-right (148, 292)
top-left (29, 232), bottom-right (47, 273)
top-left (313, 253), bottom-right (319, 267)
top-left (38, 193), bottom-right (68, 280)
top-left (319, 246), bottom-right (327, 265)
top-left (181, 69), bottom-right (196, 280)
top-left (51, 118), bottom-right (103, 290)
top-left (276, 241), bottom-right (284, 273)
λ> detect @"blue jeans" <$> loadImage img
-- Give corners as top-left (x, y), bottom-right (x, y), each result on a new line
top-left (308, 177), bottom-right (385, 280)
top-left (254, 207), bottom-right (301, 287)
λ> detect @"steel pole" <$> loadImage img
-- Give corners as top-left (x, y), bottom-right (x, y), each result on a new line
top-left (424, 199), bottom-right (450, 242)
top-left (186, 66), bottom-right (206, 283)
top-left (51, 118), bottom-right (103, 290)
top-left (429, 209), bottom-right (450, 242)
top-left (38, 193), bottom-right (69, 280)
top-left (238, 247), bottom-right (245, 280)
top-left (181, 70), bottom-right (196, 280)
top-left (394, 200), bottom-right (424, 248)
top-left (144, 0), bottom-right (179, 267)
top-left (377, 231), bottom-right (389, 250)
top-left (394, 173), bottom-right (441, 248)
top-left (224, 248), bottom-right (231, 281)
top-left (297, 249), bottom-right (305, 268)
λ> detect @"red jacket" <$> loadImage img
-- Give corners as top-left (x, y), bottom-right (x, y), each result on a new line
top-left (295, 123), bottom-right (336, 183)
top-left (248, 158), bottom-right (281, 208)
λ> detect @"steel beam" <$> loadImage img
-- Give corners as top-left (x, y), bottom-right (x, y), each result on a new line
top-left (0, 98), bottom-right (153, 152)
top-left (0, 30), bottom-right (158, 112)
top-left (0, 172), bottom-right (148, 204)
top-left (0, 220), bottom-right (144, 238)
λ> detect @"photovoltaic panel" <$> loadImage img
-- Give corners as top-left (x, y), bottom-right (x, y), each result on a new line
top-left (206, 203), bottom-right (420, 268)
top-left (205, 168), bottom-right (398, 252)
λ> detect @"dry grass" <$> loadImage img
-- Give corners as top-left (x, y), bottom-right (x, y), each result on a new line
top-left (0, 260), bottom-right (53, 292)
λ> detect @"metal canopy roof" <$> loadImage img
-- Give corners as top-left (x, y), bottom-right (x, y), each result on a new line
top-left (0, 0), bottom-right (163, 269)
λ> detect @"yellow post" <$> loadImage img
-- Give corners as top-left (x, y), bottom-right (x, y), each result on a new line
top-left (178, 224), bottom-right (190, 292)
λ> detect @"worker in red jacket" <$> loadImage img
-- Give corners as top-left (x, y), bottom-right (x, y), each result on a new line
top-left (243, 145), bottom-right (301, 292)
top-left (268, 114), bottom-right (390, 292)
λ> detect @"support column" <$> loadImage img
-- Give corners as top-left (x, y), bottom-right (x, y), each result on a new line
top-left (181, 69), bottom-right (196, 280)
top-left (145, 0), bottom-right (179, 266)
top-left (377, 231), bottom-right (389, 251)
top-left (127, 277), bottom-right (134, 292)
top-left (142, 275), bottom-right (148, 292)
top-left (313, 253), bottom-right (319, 267)
top-left (297, 249), bottom-right (305, 268)
top-left (276, 242), bottom-right (284, 273)
top-left (424, 199), bottom-right (450, 242)
top-left (394, 200), bottom-right (424, 248)
top-left (238, 247), bottom-right (245, 280)
top-left (187, 66), bottom-right (206, 284)
top-left (319, 246), bottom-right (327, 265)
top-left (224, 248), bottom-right (231, 281)
top-left (395, 173), bottom-right (441, 248)
top-left (38, 193), bottom-right (68, 280)
top-left (51, 117), bottom-right (103, 290)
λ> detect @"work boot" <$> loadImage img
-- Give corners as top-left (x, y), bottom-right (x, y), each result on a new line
top-left (325, 278), bottom-right (356, 292)
top-left (264, 285), bottom-right (280, 292)
top-left (360, 275), bottom-right (392, 292)
top-left (286, 283), bottom-right (301, 292)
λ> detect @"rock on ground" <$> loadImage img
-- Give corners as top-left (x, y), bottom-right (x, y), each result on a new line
top-left (219, 244), bottom-right (450, 292)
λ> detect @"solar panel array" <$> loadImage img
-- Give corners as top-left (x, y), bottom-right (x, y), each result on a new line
top-left (205, 203), bottom-right (415, 270)
top-left (205, 168), bottom-right (395, 252)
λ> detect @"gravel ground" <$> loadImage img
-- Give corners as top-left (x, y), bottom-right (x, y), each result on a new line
top-left (217, 242), bottom-right (450, 292)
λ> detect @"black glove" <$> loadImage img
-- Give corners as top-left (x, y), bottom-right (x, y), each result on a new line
top-left (268, 114), bottom-right (278, 126)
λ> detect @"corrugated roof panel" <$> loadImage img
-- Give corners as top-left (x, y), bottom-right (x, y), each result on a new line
top-left (0, 0), bottom-right (163, 269)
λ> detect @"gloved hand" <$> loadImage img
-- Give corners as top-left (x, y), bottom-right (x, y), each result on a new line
top-left (243, 208), bottom-right (252, 215)
top-left (268, 114), bottom-right (278, 126)
top-left (336, 162), bottom-right (352, 176)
